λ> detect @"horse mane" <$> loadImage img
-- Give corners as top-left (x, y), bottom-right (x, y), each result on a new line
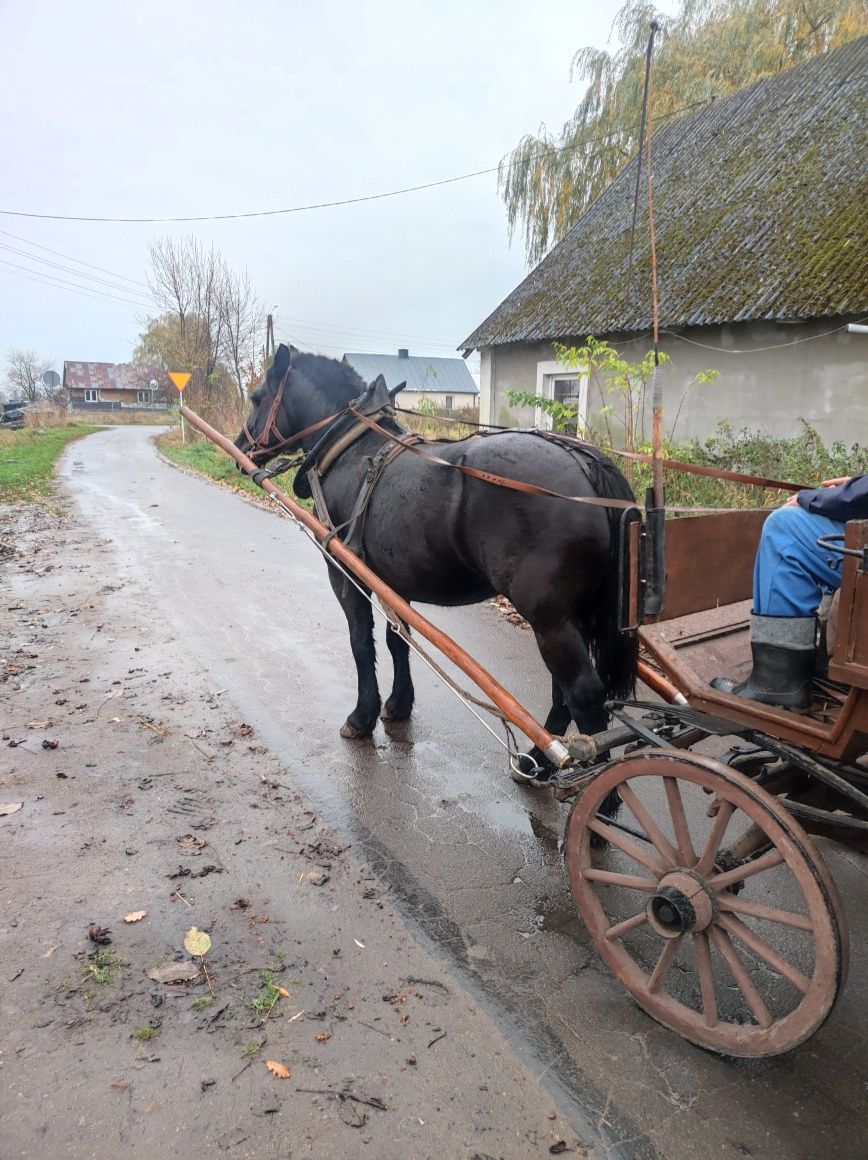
top-left (291, 351), bottom-right (366, 406)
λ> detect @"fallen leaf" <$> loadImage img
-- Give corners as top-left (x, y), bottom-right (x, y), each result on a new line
top-left (110, 1082), bottom-right (130, 1091)
top-left (124, 911), bottom-right (147, 923)
top-left (178, 834), bottom-right (206, 851)
top-left (315, 1033), bottom-right (331, 1043)
top-left (184, 927), bottom-right (212, 957)
top-left (145, 961), bottom-right (200, 984)
top-left (88, 923), bottom-right (112, 945)
top-left (288, 1010), bottom-right (305, 1023)
top-left (0, 803), bottom-right (23, 817)
top-left (265, 1060), bottom-right (291, 1080)
top-left (42, 946), bottom-right (58, 958)
top-left (353, 939), bottom-right (365, 949)
top-left (339, 1101), bottom-right (367, 1128)
top-left (26, 720), bottom-right (51, 730)
top-left (276, 986), bottom-right (291, 999)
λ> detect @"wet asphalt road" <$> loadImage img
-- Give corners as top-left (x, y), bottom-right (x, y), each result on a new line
top-left (60, 427), bottom-right (868, 1159)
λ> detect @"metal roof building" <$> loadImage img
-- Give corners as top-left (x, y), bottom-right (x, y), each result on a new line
top-left (343, 350), bottom-right (478, 395)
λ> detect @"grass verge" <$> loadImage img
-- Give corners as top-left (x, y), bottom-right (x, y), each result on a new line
top-left (156, 430), bottom-right (312, 509)
top-left (0, 425), bottom-right (100, 503)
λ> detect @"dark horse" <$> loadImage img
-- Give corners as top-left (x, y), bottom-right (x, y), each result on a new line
top-left (235, 344), bottom-right (637, 772)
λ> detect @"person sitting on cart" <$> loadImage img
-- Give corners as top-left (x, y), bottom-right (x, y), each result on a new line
top-left (713, 473), bottom-right (868, 709)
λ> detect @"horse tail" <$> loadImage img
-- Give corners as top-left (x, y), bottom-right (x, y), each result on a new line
top-left (581, 452), bottom-right (638, 702)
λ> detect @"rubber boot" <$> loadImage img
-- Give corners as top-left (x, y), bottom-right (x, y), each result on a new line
top-left (711, 614), bottom-right (817, 710)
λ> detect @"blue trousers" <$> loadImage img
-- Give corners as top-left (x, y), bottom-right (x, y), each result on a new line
top-left (754, 506), bottom-right (846, 616)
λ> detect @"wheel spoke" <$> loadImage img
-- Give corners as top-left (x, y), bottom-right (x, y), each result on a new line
top-left (664, 776), bottom-right (697, 866)
top-left (693, 931), bottom-right (718, 1027)
top-left (582, 868), bottom-right (658, 892)
top-left (718, 894), bottom-right (813, 932)
top-left (647, 936), bottom-right (680, 993)
top-left (718, 914), bottom-right (810, 993)
top-left (709, 847), bottom-right (784, 892)
top-left (695, 800), bottom-right (736, 876)
top-left (605, 911), bottom-right (648, 941)
top-left (587, 818), bottom-right (667, 877)
top-left (616, 782), bottom-right (679, 867)
top-left (709, 926), bottom-right (773, 1029)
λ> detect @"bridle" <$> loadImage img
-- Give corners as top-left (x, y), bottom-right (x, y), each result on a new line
top-left (242, 363), bottom-right (340, 461)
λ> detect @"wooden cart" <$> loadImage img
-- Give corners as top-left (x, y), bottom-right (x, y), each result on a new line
top-left (560, 510), bottom-right (868, 1057)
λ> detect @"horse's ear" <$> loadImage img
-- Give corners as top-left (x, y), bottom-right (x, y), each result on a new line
top-left (273, 343), bottom-right (291, 379)
top-left (372, 374), bottom-right (387, 391)
top-left (388, 380), bottom-right (406, 401)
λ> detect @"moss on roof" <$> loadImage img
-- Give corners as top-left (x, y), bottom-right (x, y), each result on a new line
top-left (464, 37), bottom-right (868, 349)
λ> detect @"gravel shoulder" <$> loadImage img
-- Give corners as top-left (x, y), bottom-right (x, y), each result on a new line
top-left (0, 499), bottom-right (589, 1160)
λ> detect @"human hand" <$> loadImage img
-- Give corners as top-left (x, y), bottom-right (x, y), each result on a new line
top-left (783, 493), bottom-right (800, 507)
top-left (820, 476), bottom-right (851, 488)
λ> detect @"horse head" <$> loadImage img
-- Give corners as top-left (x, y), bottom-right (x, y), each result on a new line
top-left (235, 343), bottom-right (365, 465)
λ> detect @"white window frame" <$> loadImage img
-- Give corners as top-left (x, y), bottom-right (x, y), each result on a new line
top-left (137, 389), bottom-right (152, 404)
top-left (534, 360), bottom-right (588, 434)
top-left (84, 388), bottom-right (99, 403)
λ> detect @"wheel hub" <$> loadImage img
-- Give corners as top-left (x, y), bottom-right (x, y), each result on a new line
top-left (646, 870), bottom-right (717, 938)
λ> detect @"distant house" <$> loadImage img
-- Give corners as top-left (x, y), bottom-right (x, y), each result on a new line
top-left (343, 349), bottom-right (479, 412)
top-left (462, 37), bottom-right (867, 446)
top-left (63, 362), bottom-right (172, 412)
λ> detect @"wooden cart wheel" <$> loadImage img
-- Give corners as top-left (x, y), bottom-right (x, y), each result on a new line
top-left (564, 750), bottom-right (848, 1057)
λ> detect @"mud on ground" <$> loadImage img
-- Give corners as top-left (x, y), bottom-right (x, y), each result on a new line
top-left (0, 502), bottom-right (588, 1160)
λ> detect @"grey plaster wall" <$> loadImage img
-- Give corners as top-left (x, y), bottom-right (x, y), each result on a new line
top-left (483, 319), bottom-right (866, 446)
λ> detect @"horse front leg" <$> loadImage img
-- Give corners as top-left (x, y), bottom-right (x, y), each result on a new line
top-left (382, 623), bottom-right (415, 722)
top-left (329, 575), bottom-right (381, 739)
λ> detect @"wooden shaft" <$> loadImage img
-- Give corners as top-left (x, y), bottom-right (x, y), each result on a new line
top-left (638, 660), bottom-right (686, 705)
top-left (180, 406), bottom-right (567, 762)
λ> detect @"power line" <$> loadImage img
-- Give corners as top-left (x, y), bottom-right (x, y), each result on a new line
top-left (0, 100), bottom-right (711, 225)
top-left (661, 318), bottom-right (868, 354)
top-left (0, 259), bottom-right (148, 308)
top-left (0, 227), bottom-right (151, 289)
top-left (0, 241), bottom-right (154, 303)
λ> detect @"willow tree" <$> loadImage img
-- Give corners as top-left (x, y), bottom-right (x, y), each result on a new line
top-left (500, 0), bottom-right (868, 264)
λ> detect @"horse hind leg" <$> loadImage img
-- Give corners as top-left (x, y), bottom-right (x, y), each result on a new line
top-left (527, 674), bottom-right (571, 771)
top-left (529, 620), bottom-right (622, 819)
top-left (329, 574), bottom-right (381, 738)
top-left (382, 622), bottom-right (415, 722)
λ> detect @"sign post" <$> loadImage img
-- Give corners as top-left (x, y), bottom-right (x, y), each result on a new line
top-left (168, 372), bottom-right (192, 442)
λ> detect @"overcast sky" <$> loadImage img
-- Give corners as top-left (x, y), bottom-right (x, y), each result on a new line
top-left (0, 0), bottom-right (631, 377)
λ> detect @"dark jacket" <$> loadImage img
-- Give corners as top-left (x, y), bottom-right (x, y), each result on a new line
top-left (797, 474), bottom-right (868, 522)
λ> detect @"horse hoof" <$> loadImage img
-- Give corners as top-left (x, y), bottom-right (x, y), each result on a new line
top-left (381, 703), bottom-right (413, 722)
top-left (340, 721), bottom-right (371, 740)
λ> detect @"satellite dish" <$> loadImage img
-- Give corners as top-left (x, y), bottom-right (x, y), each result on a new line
top-left (42, 369), bottom-right (61, 390)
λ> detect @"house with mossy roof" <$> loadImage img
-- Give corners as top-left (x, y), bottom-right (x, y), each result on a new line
top-left (462, 36), bottom-right (867, 447)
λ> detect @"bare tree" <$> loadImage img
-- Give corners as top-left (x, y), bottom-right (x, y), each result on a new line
top-left (219, 267), bottom-right (265, 404)
top-left (147, 236), bottom-right (226, 392)
top-left (144, 236), bottom-right (265, 405)
top-left (5, 349), bottom-right (54, 402)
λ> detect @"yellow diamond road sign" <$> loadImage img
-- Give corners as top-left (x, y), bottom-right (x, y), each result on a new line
top-left (168, 372), bottom-right (191, 392)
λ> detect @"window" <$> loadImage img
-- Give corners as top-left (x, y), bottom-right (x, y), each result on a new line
top-left (533, 361), bottom-right (588, 434)
top-left (84, 388), bottom-right (99, 403)
top-left (445, 395), bottom-right (454, 411)
top-left (137, 389), bottom-right (152, 404)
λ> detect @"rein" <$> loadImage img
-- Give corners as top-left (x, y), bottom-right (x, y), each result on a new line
top-left (246, 381), bottom-right (804, 516)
